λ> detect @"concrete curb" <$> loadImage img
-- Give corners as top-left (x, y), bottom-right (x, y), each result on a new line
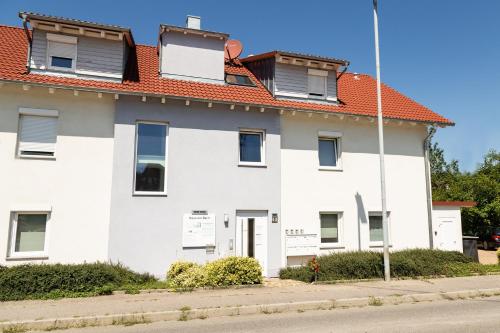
top-left (2, 288), bottom-right (500, 332)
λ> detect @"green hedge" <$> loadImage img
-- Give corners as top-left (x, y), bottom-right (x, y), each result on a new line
top-left (0, 263), bottom-right (156, 301)
top-left (167, 256), bottom-right (263, 289)
top-left (280, 249), bottom-right (475, 282)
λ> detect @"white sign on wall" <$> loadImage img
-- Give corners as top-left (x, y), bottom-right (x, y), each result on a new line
top-left (286, 234), bottom-right (319, 256)
top-left (182, 213), bottom-right (216, 248)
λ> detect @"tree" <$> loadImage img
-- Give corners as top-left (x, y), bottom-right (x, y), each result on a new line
top-left (429, 142), bottom-right (499, 235)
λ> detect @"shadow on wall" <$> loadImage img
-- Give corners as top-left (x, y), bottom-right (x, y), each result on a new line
top-left (355, 192), bottom-right (368, 251)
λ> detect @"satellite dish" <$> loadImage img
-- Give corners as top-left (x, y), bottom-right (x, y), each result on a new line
top-left (224, 40), bottom-right (243, 61)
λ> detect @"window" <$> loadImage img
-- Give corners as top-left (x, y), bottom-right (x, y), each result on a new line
top-left (239, 130), bottom-right (265, 165)
top-left (369, 212), bottom-right (390, 245)
top-left (318, 131), bottom-right (342, 170)
top-left (9, 213), bottom-right (49, 258)
top-left (319, 138), bottom-right (338, 167)
top-left (320, 213), bottom-right (339, 244)
top-left (46, 33), bottom-right (77, 72)
top-left (18, 109), bottom-right (58, 158)
top-left (225, 74), bottom-right (255, 86)
top-left (308, 69), bottom-right (328, 99)
top-left (134, 122), bottom-right (168, 194)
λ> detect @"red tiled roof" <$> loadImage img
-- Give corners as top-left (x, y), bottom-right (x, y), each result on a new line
top-left (433, 201), bottom-right (476, 208)
top-left (0, 25), bottom-right (452, 125)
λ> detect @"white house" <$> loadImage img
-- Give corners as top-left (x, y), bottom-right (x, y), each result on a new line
top-left (0, 13), bottom-right (454, 277)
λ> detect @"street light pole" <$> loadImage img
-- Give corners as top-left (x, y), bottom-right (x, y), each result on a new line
top-left (373, 0), bottom-right (391, 282)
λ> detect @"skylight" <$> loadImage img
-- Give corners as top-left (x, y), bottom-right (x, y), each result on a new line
top-left (225, 74), bottom-right (255, 86)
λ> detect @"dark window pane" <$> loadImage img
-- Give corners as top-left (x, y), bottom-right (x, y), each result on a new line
top-left (319, 139), bottom-right (337, 167)
top-left (369, 216), bottom-right (383, 242)
top-left (135, 123), bottom-right (167, 192)
top-left (225, 74), bottom-right (255, 86)
top-left (240, 132), bottom-right (262, 163)
top-left (320, 214), bottom-right (338, 243)
top-left (51, 56), bottom-right (73, 68)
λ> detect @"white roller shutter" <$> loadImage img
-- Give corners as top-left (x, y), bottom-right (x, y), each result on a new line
top-left (18, 115), bottom-right (58, 156)
top-left (48, 41), bottom-right (76, 59)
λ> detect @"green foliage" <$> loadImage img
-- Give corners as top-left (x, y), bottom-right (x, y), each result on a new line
top-left (280, 249), bottom-right (477, 282)
top-left (279, 266), bottom-right (313, 282)
top-left (171, 265), bottom-right (207, 290)
top-left (167, 256), bottom-right (263, 289)
top-left (430, 142), bottom-right (500, 235)
top-left (167, 261), bottom-right (198, 280)
top-left (316, 251), bottom-right (383, 281)
top-left (0, 262), bottom-right (156, 301)
top-left (205, 256), bottom-right (263, 286)
top-left (497, 248), bottom-right (500, 265)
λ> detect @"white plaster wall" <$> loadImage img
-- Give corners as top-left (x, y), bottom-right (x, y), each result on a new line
top-left (281, 113), bottom-right (430, 265)
top-left (160, 31), bottom-right (225, 83)
top-left (0, 85), bottom-right (114, 265)
top-left (432, 206), bottom-right (463, 252)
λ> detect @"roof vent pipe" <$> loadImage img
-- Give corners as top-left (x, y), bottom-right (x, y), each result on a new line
top-left (186, 15), bottom-right (201, 30)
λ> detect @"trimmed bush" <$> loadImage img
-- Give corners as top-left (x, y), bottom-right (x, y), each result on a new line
top-left (279, 266), bottom-right (313, 282)
top-left (497, 248), bottom-right (500, 264)
top-left (0, 263), bottom-right (155, 301)
top-left (170, 265), bottom-right (207, 289)
top-left (167, 261), bottom-right (198, 280)
top-left (279, 249), bottom-right (476, 282)
top-left (205, 256), bottom-right (263, 286)
top-left (167, 257), bottom-right (263, 288)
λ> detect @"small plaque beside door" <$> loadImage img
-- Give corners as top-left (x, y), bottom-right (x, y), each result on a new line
top-left (272, 213), bottom-right (278, 223)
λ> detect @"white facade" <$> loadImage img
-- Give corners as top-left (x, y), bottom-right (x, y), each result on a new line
top-left (281, 113), bottom-right (431, 266)
top-left (0, 85), bottom-right (115, 266)
top-left (432, 205), bottom-right (464, 252)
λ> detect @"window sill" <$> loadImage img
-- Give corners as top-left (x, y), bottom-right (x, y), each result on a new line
top-left (6, 255), bottom-right (48, 261)
top-left (18, 154), bottom-right (56, 160)
top-left (319, 244), bottom-right (345, 250)
top-left (318, 166), bottom-right (342, 172)
top-left (133, 192), bottom-right (168, 197)
top-left (369, 244), bottom-right (393, 248)
top-left (238, 163), bottom-right (267, 168)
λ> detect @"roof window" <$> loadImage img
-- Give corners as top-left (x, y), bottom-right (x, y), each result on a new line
top-left (225, 74), bottom-right (255, 86)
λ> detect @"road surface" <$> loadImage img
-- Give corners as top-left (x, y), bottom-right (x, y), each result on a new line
top-left (60, 296), bottom-right (500, 333)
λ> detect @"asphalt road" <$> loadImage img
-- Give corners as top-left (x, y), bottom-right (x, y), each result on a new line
top-left (60, 296), bottom-right (500, 333)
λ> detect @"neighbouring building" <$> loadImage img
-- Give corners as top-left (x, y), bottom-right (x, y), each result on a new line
top-left (0, 12), bottom-right (453, 277)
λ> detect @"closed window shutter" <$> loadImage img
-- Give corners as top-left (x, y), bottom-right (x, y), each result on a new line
top-left (308, 75), bottom-right (326, 96)
top-left (19, 115), bottom-right (58, 156)
top-left (48, 41), bottom-right (76, 60)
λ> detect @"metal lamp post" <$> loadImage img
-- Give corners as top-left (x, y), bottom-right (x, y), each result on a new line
top-left (373, 0), bottom-right (391, 281)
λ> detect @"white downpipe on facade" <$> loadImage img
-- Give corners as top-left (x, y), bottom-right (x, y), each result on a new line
top-left (373, 0), bottom-right (391, 281)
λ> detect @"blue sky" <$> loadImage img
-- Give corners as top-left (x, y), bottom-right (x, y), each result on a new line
top-left (1, 1), bottom-right (498, 171)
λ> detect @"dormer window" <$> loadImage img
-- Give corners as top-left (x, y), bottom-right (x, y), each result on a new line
top-left (46, 33), bottom-right (77, 72)
top-left (308, 69), bottom-right (328, 99)
top-left (225, 74), bottom-right (255, 86)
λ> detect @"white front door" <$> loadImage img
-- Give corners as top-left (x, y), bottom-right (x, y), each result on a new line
top-left (436, 218), bottom-right (456, 250)
top-left (236, 211), bottom-right (268, 276)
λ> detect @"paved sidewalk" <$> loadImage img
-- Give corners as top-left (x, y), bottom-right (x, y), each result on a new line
top-left (1, 275), bottom-right (499, 323)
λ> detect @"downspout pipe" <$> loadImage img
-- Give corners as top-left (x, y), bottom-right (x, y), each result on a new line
top-left (424, 126), bottom-right (436, 249)
top-left (20, 13), bottom-right (32, 73)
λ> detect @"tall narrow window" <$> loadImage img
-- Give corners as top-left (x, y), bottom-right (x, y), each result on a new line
top-left (318, 138), bottom-right (338, 167)
top-left (18, 112), bottom-right (58, 157)
top-left (369, 213), bottom-right (390, 245)
top-left (239, 130), bottom-right (265, 165)
top-left (134, 122), bottom-right (168, 194)
top-left (320, 213), bottom-right (339, 244)
top-left (10, 213), bottom-right (49, 258)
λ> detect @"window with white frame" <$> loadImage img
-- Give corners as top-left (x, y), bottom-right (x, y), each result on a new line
top-left (134, 122), bottom-right (168, 194)
top-left (308, 69), bottom-right (327, 99)
top-left (46, 33), bottom-right (77, 71)
top-left (9, 212), bottom-right (49, 258)
top-left (369, 212), bottom-right (391, 245)
top-left (318, 131), bottom-right (342, 169)
top-left (320, 213), bottom-right (339, 244)
top-left (239, 129), bottom-right (265, 165)
top-left (18, 108), bottom-right (58, 158)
